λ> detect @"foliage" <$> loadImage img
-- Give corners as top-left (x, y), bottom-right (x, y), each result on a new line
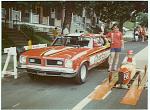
top-left (136, 12), bottom-right (148, 27)
top-left (20, 24), bottom-right (51, 45)
top-left (61, 1), bottom-right (147, 32)
top-left (123, 21), bottom-right (135, 30)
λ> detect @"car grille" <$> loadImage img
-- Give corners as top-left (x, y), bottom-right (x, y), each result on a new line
top-left (28, 58), bottom-right (41, 65)
top-left (46, 59), bottom-right (63, 66)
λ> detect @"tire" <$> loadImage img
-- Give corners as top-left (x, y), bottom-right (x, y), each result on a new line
top-left (74, 63), bottom-right (88, 84)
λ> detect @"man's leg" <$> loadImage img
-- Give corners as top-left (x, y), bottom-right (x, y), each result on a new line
top-left (108, 52), bottom-right (115, 71)
top-left (114, 52), bottom-right (120, 71)
top-left (142, 35), bottom-right (145, 42)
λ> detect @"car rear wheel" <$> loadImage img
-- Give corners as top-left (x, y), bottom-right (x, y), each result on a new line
top-left (74, 63), bottom-right (88, 84)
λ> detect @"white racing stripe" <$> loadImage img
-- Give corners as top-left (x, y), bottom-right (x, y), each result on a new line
top-left (44, 47), bottom-right (73, 56)
top-left (71, 51), bottom-right (87, 60)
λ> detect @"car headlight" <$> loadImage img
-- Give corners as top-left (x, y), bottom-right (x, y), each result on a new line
top-left (19, 56), bottom-right (26, 64)
top-left (57, 61), bottom-right (63, 65)
top-left (65, 59), bottom-right (73, 68)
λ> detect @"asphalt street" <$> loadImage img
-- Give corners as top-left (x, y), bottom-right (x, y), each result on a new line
top-left (1, 41), bottom-right (148, 109)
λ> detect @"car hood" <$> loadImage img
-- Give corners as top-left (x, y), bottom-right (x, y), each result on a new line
top-left (22, 46), bottom-right (90, 59)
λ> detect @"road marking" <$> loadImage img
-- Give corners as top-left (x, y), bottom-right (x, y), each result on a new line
top-left (72, 85), bottom-right (103, 110)
top-left (12, 103), bottom-right (20, 108)
top-left (90, 72), bottom-right (118, 100)
top-left (72, 72), bottom-right (118, 110)
top-left (95, 85), bottom-right (101, 90)
top-left (102, 90), bottom-right (112, 100)
top-left (72, 93), bottom-right (92, 110)
top-left (102, 78), bottom-right (107, 83)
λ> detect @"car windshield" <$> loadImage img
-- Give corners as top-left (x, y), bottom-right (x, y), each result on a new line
top-left (52, 37), bottom-right (91, 48)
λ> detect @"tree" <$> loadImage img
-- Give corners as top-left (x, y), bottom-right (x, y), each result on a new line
top-left (136, 12), bottom-right (148, 27)
top-left (62, 1), bottom-right (85, 32)
top-left (85, 1), bottom-right (147, 32)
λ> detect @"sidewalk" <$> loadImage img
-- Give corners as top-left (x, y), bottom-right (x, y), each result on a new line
top-left (134, 46), bottom-right (148, 69)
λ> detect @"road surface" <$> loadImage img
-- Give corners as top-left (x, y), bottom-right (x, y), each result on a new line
top-left (1, 41), bottom-right (148, 109)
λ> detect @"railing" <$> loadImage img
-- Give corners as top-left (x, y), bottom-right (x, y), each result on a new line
top-left (42, 16), bottom-right (49, 25)
top-left (12, 10), bottom-right (21, 22)
top-left (32, 13), bottom-right (39, 24)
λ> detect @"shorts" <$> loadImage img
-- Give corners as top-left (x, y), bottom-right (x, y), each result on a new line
top-left (111, 48), bottom-right (121, 52)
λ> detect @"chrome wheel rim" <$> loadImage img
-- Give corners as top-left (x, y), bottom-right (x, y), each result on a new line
top-left (80, 65), bottom-right (87, 81)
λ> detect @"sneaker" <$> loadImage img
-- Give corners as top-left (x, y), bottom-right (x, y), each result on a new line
top-left (108, 70), bottom-right (111, 72)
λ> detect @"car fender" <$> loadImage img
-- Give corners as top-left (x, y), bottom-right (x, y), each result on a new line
top-left (74, 58), bottom-right (90, 72)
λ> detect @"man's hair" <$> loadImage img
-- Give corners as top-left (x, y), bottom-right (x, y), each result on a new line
top-left (111, 23), bottom-right (118, 29)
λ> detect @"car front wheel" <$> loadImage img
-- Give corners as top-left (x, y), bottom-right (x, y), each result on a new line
top-left (74, 63), bottom-right (88, 84)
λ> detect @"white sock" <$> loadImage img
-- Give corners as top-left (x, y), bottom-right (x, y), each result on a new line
top-left (114, 64), bottom-right (118, 70)
top-left (108, 65), bottom-right (112, 71)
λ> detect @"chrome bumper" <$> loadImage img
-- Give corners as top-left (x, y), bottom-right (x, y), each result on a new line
top-left (18, 64), bottom-right (77, 78)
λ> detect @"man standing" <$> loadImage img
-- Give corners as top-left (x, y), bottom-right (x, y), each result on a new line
top-left (107, 24), bottom-right (124, 72)
top-left (52, 27), bottom-right (59, 40)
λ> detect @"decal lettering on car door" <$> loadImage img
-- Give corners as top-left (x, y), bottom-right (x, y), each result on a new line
top-left (89, 50), bottom-right (110, 65)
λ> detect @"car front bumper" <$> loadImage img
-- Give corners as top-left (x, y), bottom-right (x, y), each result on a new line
top-left (18, 64), bottom-right (77, 78)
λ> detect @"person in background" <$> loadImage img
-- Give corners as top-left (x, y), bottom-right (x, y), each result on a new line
top-left (75, 29), bottom-right (78, 33)
top-left (106, 24), bottom-right (124, 72)
top-left (141, 25), bottom-right (146, 42)
top-left (28, 39), bottom-right (32, 50)
top-left (52, 27), bottom-right (59, 41)
top-left (134, 26), bottom-right (140, 42)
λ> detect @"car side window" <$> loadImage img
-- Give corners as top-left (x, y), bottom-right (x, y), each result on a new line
top-left (93, 37), bottom-right (104, 47)
top-left (52, 37), bottom-right (66, 46)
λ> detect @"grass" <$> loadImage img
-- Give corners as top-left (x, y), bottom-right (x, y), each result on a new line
top-left (34, 35), bottom-right (51, 46)
top-left (20, 24), bottom-right (52, 46)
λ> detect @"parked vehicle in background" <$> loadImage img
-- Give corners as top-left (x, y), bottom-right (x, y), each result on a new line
top-left (18, 33), bottom-right (110, 84)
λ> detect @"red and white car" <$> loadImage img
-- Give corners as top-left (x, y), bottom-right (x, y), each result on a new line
top-left (19, 33), bottom-right (110, 84)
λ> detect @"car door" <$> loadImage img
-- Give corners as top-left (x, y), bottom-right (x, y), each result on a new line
top-left (89, 37), bottom-right (110, 67)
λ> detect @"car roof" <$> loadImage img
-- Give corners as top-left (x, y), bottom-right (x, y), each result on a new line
top-left (64, 33), bottom-right (102, 38)
top-left (81, 34), bottom-right (101, 38)
top-left (65, 33), bottom-right (84, 37)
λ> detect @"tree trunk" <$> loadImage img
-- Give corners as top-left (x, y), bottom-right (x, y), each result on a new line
top-left (62, 2), bottom-right (73, 33)
top-left (119, 20), bottom-right (124, 32)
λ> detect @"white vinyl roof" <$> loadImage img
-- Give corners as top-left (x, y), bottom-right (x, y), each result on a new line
top-left (65, 33), bottom-right (84, 37)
